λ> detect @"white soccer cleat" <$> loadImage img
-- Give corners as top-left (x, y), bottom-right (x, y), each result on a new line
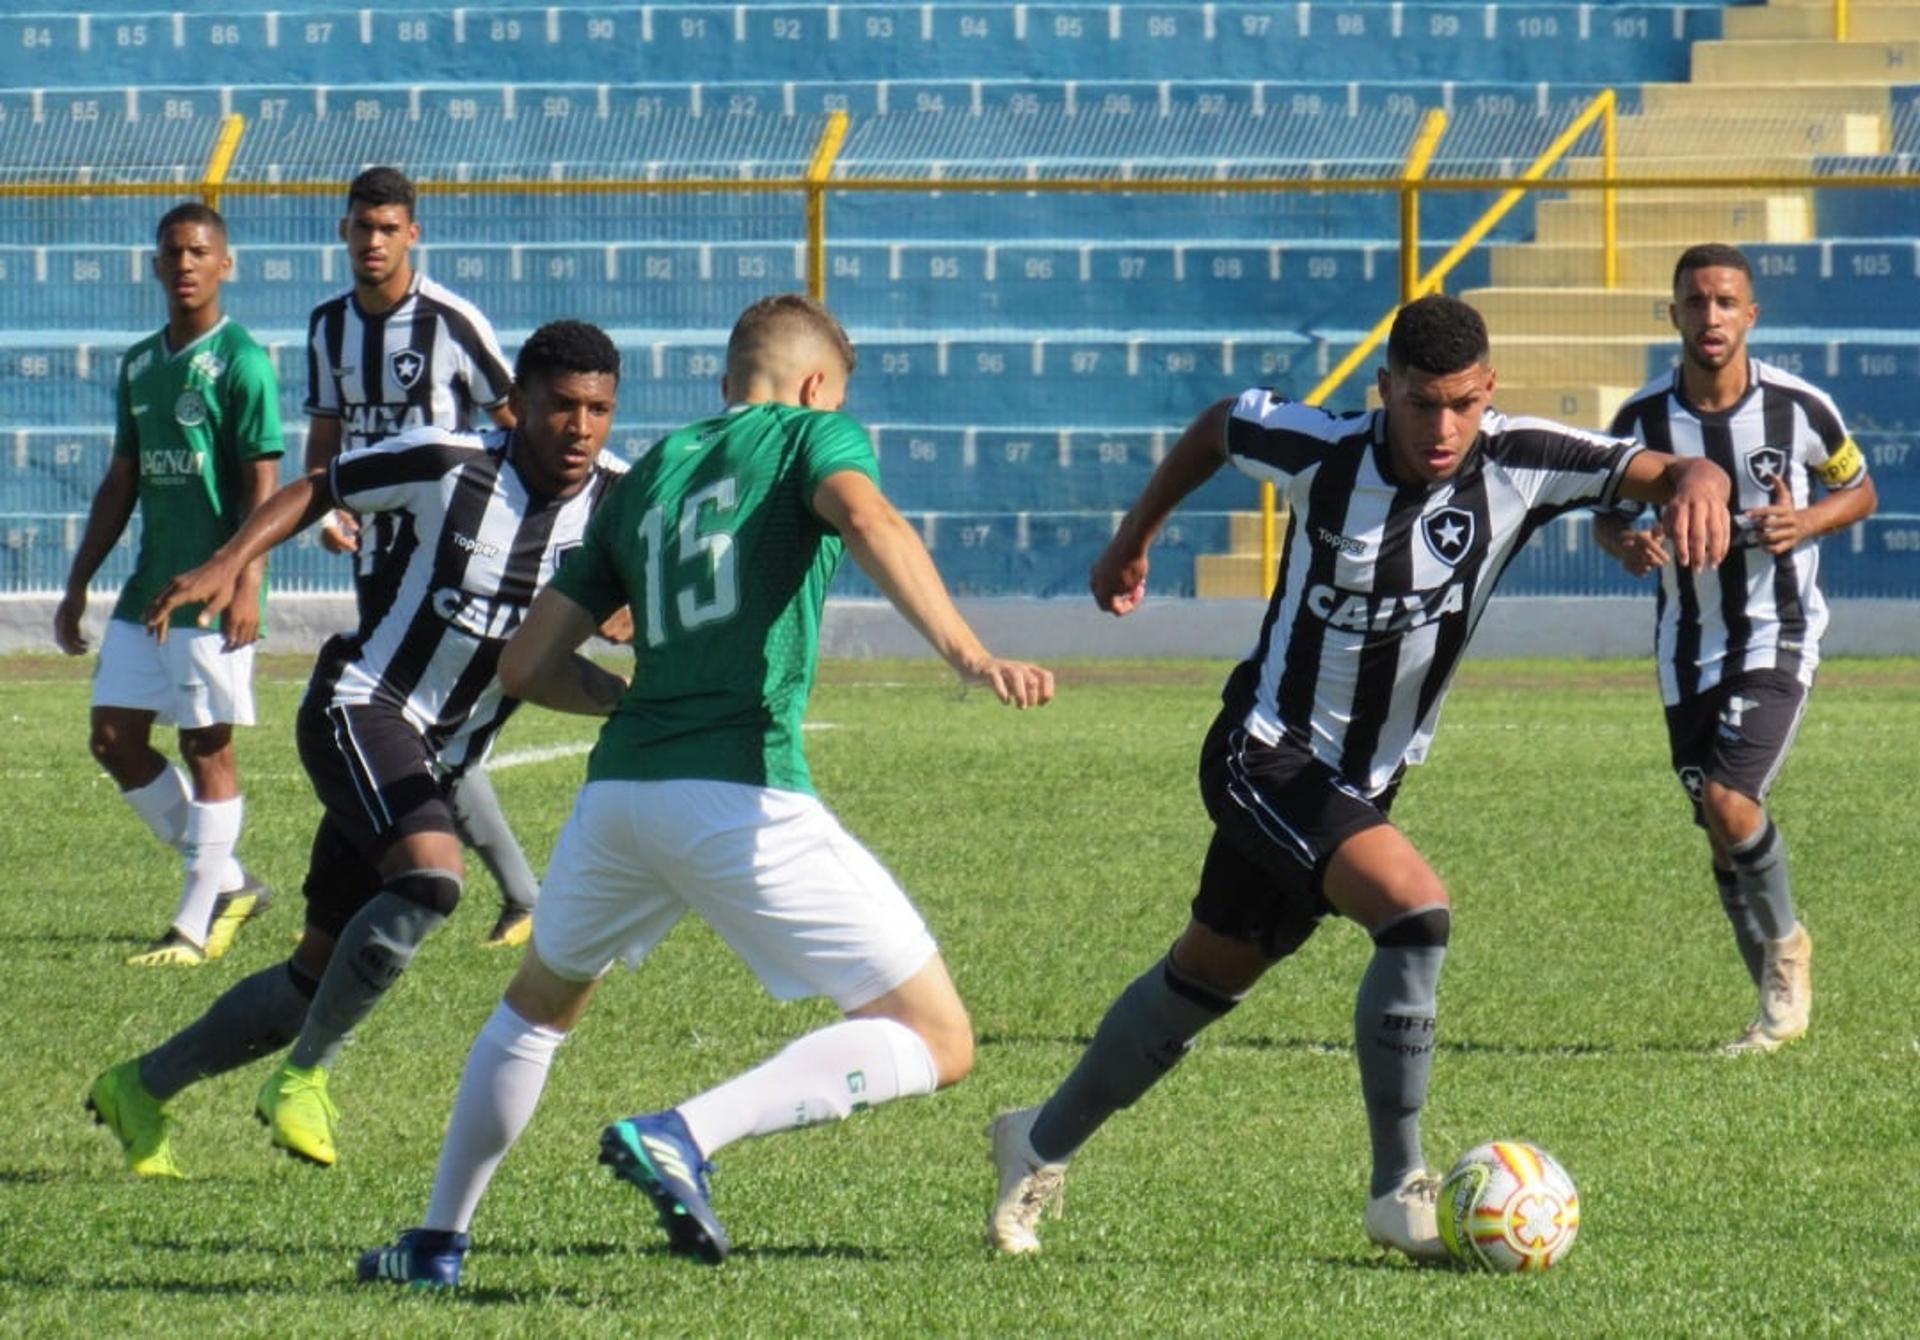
top-left (986, 1107), bottom-right (1067, 1256)
top-left (1364, 1168), bottom-right (1450, 1264)
top-left (1725, 922), bottom-right (1812, 1055)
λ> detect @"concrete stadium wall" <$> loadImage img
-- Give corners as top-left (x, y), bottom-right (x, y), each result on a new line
top-left (6, 593), bottom-right (1918, 661)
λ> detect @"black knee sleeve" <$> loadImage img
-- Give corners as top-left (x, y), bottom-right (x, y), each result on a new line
top-left (386, 868), bottom-right (463, 916)
top-left (285, 961), bottom-right (321, 1001)
top-left (1371, 906), bottom-right (1452, 949)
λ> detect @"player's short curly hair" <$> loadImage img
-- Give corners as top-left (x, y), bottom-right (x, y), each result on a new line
top-left (727, 293), bottom-right (858, 377)
top-left (1672, 242), bottom-right (1751, 292)
top-left (347, 166), bottom-right (416, 217)
top-left (515, 320), bottom-right (621, 386)
top-left (155, 202), bottom-right (226, 245)
top-left (1386, 294), bottom-right (1490, 376)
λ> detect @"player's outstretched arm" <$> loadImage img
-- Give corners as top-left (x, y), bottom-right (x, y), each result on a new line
top-left (143, 469), bottom-right (334, 642)
top-left (499, 589), bottom-right (630, 716)
top-left (813, 470), bottom-right (1054, 709)
top-left (1591, 510), bottom-right (1669, 577)
top-left (1619, 452), bottom-right (1732, 571)
top-left (304, 415), bottom-right (360, 555)
top-left (1091, 397), bottom-right (1234, 615)
top-left (54, 454), bottom-right (140, 655)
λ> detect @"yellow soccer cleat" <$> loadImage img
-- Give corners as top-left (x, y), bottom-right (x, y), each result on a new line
top-left (483, 905), bottom-right (532, 949)
top-left (126, 931), bottom-right (206, 968)
top-left (86, 1061), bottom-right (185, 1179)
top-left (255, 1062), bottom-right (340, 1167)
top-left (202, 888), bottom-right (271, 961)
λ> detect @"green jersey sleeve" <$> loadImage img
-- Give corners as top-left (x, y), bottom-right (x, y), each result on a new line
top-left (549, 490), bottom-right (629, 622)
top-left (799, 412), bottom-right (881, 509)
top-left (111, 358), bottom-right (138, 459)
top-left (225, 346), bottom-right (285, 462)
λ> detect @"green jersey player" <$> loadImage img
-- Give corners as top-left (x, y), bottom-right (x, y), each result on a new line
top-left (55, 202), bottom-right (284, 967)
top-left (358, 293), bottom-right (1054, 1287)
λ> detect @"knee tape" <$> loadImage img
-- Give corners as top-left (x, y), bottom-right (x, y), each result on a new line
top-left (1371, 906), bottom-right (1452, 949)
top-left (386, 868), bottom-right (463, 916)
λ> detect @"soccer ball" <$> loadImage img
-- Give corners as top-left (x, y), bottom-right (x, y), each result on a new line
top-left (1436, 1141), bottom-right (1581, 1272)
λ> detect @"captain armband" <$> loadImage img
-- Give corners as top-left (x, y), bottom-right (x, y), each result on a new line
top-left (1816, 437), bottom-right (1867, 488)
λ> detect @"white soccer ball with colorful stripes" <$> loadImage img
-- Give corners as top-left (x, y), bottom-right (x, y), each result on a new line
top-left (1437, 1140), bottom-right (1582, 1272)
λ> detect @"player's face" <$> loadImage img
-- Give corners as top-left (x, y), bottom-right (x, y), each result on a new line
top-left (1671, 266), bottom-right (1757, 374)
top-left (513, 370), bottom-right (617, 495)
top-left (151, 222), bottom-right (231, 317)
top-left (1378, 361), bottom-right (1495, 485)
top-left (342, 203), bottom-right (419, 286)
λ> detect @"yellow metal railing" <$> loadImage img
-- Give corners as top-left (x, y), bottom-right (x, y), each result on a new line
top-left (1836, 0), bottom-right (1850, 42)
top-left (805, 110), bottom-right (852, 302)
top-left (199, 114), bottom-right (247, 212)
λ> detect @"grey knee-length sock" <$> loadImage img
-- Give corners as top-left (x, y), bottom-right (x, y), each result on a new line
top-left (1728, 820), bottom-right (1797, 942)
top-left (1713, 865), bottom-right (1767, 985)
top-left (450, 769), bottom-right (539, 911)
top-left (1355, 939), bottom-right (1445, 1197)
top-left (1028, 954), bottom-right (1239, 1163)
top-left (288, 892), bottom-right (446, 1071)
top-left (138, 961), bottom-right (319, 1102)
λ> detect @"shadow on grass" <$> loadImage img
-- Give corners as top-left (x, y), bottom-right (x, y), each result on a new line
top-left (979, 1031), bottom-right (1714, 1058)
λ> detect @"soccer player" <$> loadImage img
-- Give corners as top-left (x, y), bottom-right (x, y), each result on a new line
top-left (356, 294), bottom-right (1053, 1286)
top-left (1594, 243), bottom-right (1877, 1055)
top-left (84, 321), bottom-right (626, 1179)
top-left (983, 294), bottom-right (1732, 1264)
top-left (52, 202), bottom-right (282, 967)
top-left (306, 165), bottom-right (542, 949)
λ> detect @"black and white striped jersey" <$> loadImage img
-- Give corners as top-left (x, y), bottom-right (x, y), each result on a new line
top-left (1224, 389), bottom-right (1642, 795)
top-left (1608, 359), bottom-right (1868, 706)
top-left (314, 425), bottom-right (623, 775)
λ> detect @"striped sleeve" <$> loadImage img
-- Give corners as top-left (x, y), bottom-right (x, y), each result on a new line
top-left (1487, 414), bottom-right (1643, 513)
top-left (304, 300), bottom-right (341, 417)
top-left (331, 429), bottom-right (476, 514)
top-left (1223, 387), bottom-right (1346, 483)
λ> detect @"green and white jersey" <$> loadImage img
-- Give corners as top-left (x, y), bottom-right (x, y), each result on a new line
top-left (110, 317), bottom-right (285, 628)
top-left (551, 402), bottom-right (878, 795)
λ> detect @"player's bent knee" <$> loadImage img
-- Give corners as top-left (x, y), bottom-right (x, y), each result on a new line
top-left (1372, 905), bottom-right (1451, 948)
top-left (385, 868), bottom-right (462, 916)
top-left (503, 950), bottom-right (598, 1031)
top-left (923, 1017), bottom-right (975, 1089)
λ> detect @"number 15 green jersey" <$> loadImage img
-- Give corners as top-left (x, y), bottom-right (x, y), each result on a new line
top-left (550, 402), bottom-right (878, 796)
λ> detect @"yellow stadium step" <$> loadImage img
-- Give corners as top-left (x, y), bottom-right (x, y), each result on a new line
top-left (1637, 82), bottom-right (1891, 115)
top-left (1725, 5), bottom-right (1920, 41)
top-left (1490, 243), bottom-right (1744, 289)
top-left (1490, 384), bottom-right (1639, 429)
top-left (1693, 38), bottom-right (1920, 83)
top-left (1563, 152), bottom-right (1825, 180)
top-left (1534, 194), bottom-right (1814, 246)
top-left (1225, 510), bottom-right (1275, 555)
top-left (1488, 338), bottom-right (1658, 387)
top-left (1195, 552), bottom-right (1271, 600)
top-left (1460, 287), bottom-right (1672, 338)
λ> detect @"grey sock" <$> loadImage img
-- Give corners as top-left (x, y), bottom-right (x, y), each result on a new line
top-left (1713, 865), bottom-right (1766, 986)
top-left (1028, 954), bottom-right (1237, 1163)
top-left (451, 769), bottom-right (539, 911)
top-left (288, 892), bottom-right (446, 1071)
top-left (1355, 941), bottom-right (1444, 1197)
top-left (1728, 820), bottom-right (1797, 942)
top-left (138, 962), bottom-right (319, 1102)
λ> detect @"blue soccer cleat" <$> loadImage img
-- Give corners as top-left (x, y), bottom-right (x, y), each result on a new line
top-left (356, 1227), bottom-right (469, 1288)
top-left (599, 1110), bottom-right (730, 1264)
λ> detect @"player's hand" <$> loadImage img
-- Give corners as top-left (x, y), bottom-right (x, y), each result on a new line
top-left (319, 509), bottom-right (360, 555)
top-left (1613, 521), bottom-right (1670, 577)
top-left (1746, 474), bottom-right (1806, 555)
top-left (961, 656), bottom-right (1056, 709)
top-left (596, 606), bottom-right (636, 645)
top-left (220, 571), bottom-right (264, 651)
top-left (1090, 537), bottom-right (1150, 616)
top-left (1660, 461), bottom-right (1732, 571)
top-left (144, 557), bottom-right (240, 645)
top-left (53, 591), bottom-right (89, 655)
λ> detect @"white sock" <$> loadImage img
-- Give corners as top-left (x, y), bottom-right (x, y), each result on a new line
top-left (123, 765), bottom-right (191, 850)
top-left (424, 1002), bottom-right (566, 1234)
top-left (678, 1018), bottom-right (939, 1159)
top-left (170, 797), bottom-right (244, 944)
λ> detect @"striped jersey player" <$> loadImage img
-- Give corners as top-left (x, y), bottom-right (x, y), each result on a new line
top-left (986, 294), bottom-right (1733, 1266)
top-left (1596, 243), bottom-right (1878, 1059)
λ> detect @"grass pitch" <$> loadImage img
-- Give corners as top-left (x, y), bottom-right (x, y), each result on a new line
top-left (1, 652), bottom-right (1915, 1337)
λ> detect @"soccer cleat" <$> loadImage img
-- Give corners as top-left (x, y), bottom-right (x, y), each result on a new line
top-left (357, 1228), bottom-right (470, 1288)
top-left (599, 1110), bottom-right (729, 1264)
top-left (1364, 1169), bottom-right (1451, 1264)
top-left (985, 1107), bottom-right (1067, 1256)
top-left (483, 904), bottom-right (532, 949)
top-left (255, 1062), bottom-right (340, 1167)
top-left (1725, 923), bottom-right (1813, 1055)
top-left (203, 868), bottom-right (275, 961)
top-left (126, 930), bottom-right (206, 968)
top-left (86, 1060), bottom-right (184, 1179)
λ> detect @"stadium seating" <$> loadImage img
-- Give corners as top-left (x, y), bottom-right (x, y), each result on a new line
top-left (3, 1), bottom-right (1916, 603)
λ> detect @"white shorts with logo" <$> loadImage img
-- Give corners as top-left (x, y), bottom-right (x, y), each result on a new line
top-left (533, 778), bottom-right (938, 1011)
top-left (91, 618), bottom-right (257, 728)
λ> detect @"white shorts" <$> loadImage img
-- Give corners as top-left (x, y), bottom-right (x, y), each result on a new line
top-left (533, 778), bottom-right (938, 1011)
top-left (91, 618), bottom-right (257, 728)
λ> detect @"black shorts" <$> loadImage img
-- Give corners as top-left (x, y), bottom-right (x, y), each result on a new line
top-left (1664, 668), bottom-right (1808, 826)
top-left (295, 693), bottom-right (457, 938)
top-left (1191, 709), bottom-right (1399, 959)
